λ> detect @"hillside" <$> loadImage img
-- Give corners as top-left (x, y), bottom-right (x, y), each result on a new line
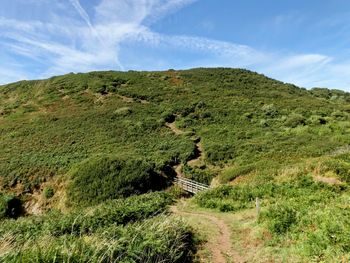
top-left (1, 68), bottom-right (350, 262)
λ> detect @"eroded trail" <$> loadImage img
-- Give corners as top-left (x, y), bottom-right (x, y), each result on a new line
top-left (171, 205), bottom-right (244, 263)
top-left (165, 118), bottom-right (203, 178)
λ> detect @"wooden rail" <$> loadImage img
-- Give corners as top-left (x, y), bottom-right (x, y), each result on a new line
top-left (174, 177), bottom-right (210, 194)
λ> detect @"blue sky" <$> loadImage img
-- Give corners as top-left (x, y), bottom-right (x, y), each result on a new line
top-left (1, 0), bottom-right (350, 90)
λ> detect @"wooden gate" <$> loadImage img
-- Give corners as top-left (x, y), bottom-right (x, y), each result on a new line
top-left (174, 177), bottom-right (210, 194)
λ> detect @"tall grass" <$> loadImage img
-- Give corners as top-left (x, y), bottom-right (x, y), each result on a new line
top-left (2, 216), bottom-right (194, 263)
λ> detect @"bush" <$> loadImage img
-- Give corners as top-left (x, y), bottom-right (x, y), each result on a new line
top-left (195, 176), bottom-right (341, 213)
top-left (43, 187), bottom-right (54, 199)
top-left (285, 113), bottom-right (306, 128)
top-left (67, 156), bottom-right (168, 207)
top-left (307, 115), bottom-right (327, 125)
top-left (206, 143), bottom-right (235, 162)
top-left (262, 104), bottom-right (278, 118)
top-left (259, 203), bottom-right (298, 234)
top-left (183, 164), bottom-right (214, 185)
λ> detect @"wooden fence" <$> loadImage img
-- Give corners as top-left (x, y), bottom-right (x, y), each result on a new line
top-left (174, 177), bottom-right (210, 194)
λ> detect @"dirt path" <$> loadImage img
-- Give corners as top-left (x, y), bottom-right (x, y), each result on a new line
top-left (165, 122), bottom-right (184, 135)
top-left (165, 118), bottom-right (203, 177)
top-left (166, 118), bottom-right (245, 262)
top-left (171, 205), bottom-right (244, 263)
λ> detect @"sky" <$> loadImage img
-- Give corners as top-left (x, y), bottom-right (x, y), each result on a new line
top-left (1, 0), bottom-right (350, 91)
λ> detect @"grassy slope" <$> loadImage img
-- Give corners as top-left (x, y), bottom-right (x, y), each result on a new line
top-left (2, 69), bottom-right (350, 189)
top-left (1, 68), bottom-right (350, 261)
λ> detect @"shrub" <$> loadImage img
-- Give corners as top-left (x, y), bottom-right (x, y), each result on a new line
top-left (206, 143), bottom-right (235, 162)
top-left (43, 187), bottom-right (54, 199)
top-left (285, 113), bottom-right (306, 128)
top-left (259, 203), bottom-right (298, 234)
top-left (307, 115), bottom-right (327, 125)
top-left (67, 156), bottom-right (168, 207)
top-left (262, 104), bottom-right (278, 118)
top-left (331, 110), bottom-right (348, 120)
top-left (183, 164), bottom-right (214, 185)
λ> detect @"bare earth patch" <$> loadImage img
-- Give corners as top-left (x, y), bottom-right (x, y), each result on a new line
top-left (166, 122), bottom-right (184, 135)
top-left (314, 175), bottom-right (343, 185)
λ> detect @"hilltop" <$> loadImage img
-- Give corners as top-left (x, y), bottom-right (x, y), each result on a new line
top-left (1, 68), bottom-right (350, 262)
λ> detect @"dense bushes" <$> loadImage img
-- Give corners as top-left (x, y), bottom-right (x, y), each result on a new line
top-left (182, 164), bottom-right (214, 185)
top-left (195, 176), bottom-right (341, 213)
top-left (67, 156), bottom-right (168, 206)
top-left (259, 202), bottom-right (298, 234)
top-left (284, 113), bottom-right (306, 128)
top-left (206, 143), bottom-right (235, 162)
top-left (2, 68), bottom-right (350, 192)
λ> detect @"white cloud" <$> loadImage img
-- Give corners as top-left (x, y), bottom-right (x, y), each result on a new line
top-left (69, 0), bottom-right (93, 29)
top-left (277, 54), bottom-right (332, 69)
top-left (0, 0), bottom-right (350, 91)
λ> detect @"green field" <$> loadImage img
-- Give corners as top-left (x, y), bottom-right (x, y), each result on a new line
top-left (1, 68), bottom-right (350, 262)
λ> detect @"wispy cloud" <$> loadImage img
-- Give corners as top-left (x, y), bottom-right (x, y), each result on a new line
top-left (0, 0), bottom-right (350, 90)
top-left (69, 0), bottom-right (93, 29)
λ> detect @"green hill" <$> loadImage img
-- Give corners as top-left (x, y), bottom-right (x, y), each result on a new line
top-left (1, 68), bottom-right (350, 261)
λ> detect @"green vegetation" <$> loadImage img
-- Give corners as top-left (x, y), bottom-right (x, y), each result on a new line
top-left (195, 175), bottom-right (350, 260)
top-left (3, 217), bottom-right (193, 263)
top-left (0, 192), bottom-right (195, 262)
top-left (43, 187), bottom-right (54, 199)
top-left (67, 156), bottom-right (168, 206)
top-left (2, 68), bottom-right (350, 261)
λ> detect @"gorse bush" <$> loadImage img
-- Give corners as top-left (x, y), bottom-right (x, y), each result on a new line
top-left (319, 156), bottom-right (350, 183)
top-left (259, 202), bottom-right (298, 234)
top-left (284, 113), bottom-right (306, 128)
top-left (67, 156), bottom-right (168, 206)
